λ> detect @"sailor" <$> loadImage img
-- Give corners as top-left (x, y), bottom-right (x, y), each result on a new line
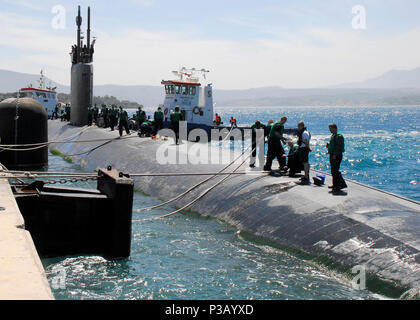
top-left (230, 117), bottom-right (237, 128)
top-left (215, 113), bottom-right (222, 126)
top-left (65, 104), bottom-right (71, 121)
top-left (110, 106), bottom-right (117, 131)
top-left (263, 116), bottom-right (288, 172)
top-left (326, 123), bottom-right (347, 192)
top-left (93, 104), bottom-right (99, 123)
top-left (60, 108), bottom-right (66, 122)
top-left (265, 120), bottom-right (274, 137)
top-left (170, 106), bottom-right (182, 144)
top-left (136, 107), bottom-right (146, 130)
top-left (87, 105), bottom-right (93, 126)
top-left (139, 120), bottom-right (155, 137)
top-left (297, 121), bottom-right (311, 183)
top-left (250, 120), bottom-right (266, 168)
top-left (52, 104), bottom-right (59, 120)
top-left (118, 106), bottom-right (130, 137)
top-left (154, 107), bottom-right (164, 134)
top-left (101, 105), bottom-right (109, 128)
top-left (283, 140), bottom-right (302, 177)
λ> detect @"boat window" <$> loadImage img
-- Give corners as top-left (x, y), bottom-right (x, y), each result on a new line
top-left (170, 85), bottom-right (175, 94)
top-left (189, 86), bottom-right (196, 95)
top-left (165, 85), bottom-right (169, 94)
top-left (175, 85), bottom-right (180, 94)
top-left (181, 86), bottom-right (188, 95)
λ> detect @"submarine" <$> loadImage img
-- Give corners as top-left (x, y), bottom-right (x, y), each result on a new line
top-left (47, 120), bottom-right (420, 298)
top-left (44, 5), bottom-right (420, 298)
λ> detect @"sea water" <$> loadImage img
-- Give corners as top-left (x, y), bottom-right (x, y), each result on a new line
top-left (214, 105), bottom-right (419, 201)
top-left (42, 106), bottom-right (419, 299)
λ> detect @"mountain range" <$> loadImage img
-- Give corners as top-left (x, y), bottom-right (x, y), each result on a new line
top-left (1, 68), bottom-right (420, 107)
top-left (334, 67), bottom-right (420, 89)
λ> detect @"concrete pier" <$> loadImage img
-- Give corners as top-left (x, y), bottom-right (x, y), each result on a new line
top-left (48, 121), bottom-right (420, 297)
top-left (0, 177), bottom-right (53, 300)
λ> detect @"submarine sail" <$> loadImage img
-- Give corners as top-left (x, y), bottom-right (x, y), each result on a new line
top-left (70, 6), bottom-right (94, 126)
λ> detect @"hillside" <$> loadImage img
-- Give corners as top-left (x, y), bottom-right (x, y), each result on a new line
top-left (335, 67), bottom-right (420, 89)
top-left (0, 69), bottom-right (68, 93)
top-left (2, 69), bottom-right (420, 107)
top-left (0, 92), bottom-right (141, 109)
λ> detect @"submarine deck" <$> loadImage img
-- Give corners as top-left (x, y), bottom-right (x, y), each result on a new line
top-left (48, 121), bottom-right (420, 295)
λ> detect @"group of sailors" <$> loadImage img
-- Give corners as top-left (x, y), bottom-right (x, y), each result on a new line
top-left (54, 103), bottom-right (180, 140)
top-left (91, 105), bottom-right (176, 140)
top-left (51, 104), bottom-right (71, 121)
top-left (135, 106), bottom-right (166, 139)
top-left (94, 105), bottom-right (131, 136)
top-left (251, 117), bottom-right (347, 193)
top-left (53, 105), bottom-right (347, 192)
top-left (212, 113), bottom-right (347, 193)
top-left (214, 114), bottom-right (238, 128)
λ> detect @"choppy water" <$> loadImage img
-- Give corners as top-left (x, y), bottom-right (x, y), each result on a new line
top-left (42, 106), bottom-right (419, 300)
top-left (213, 105), bottom-right (419, 201)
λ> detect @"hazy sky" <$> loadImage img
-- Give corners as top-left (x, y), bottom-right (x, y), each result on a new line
top-left (1, 0), bottom-right (420, 89)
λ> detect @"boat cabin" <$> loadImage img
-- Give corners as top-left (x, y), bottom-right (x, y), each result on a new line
top-left (18, 71), bottom-right (58, 117)
top-left (161, 68), bottom-right (214, 128)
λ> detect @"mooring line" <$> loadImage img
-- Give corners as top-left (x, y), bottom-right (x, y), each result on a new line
top-left (2, 171), bottom-right (269, 180)
top-left (132, 142), bottom-right (255, 213)
top-left (0, 162), bottom-right (26, 184)
top-left (221, 126), bottom-right (235, 142)
top-left (0, 134), bottom-right (137, 150)
top-left (133, 145), bottom-right (259, 223)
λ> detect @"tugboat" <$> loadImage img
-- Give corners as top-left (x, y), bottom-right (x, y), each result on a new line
top-left (159, 68), bottom-right (297, 138)
top-left (161, 67), bottom-right (215, 135)
top-left (18, 70), bottom-right (58, 118)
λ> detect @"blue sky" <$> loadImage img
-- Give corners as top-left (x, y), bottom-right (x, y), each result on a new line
top-left (1, 0), bottom-right (420, 89)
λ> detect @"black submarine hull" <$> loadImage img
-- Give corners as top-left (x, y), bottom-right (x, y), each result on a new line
top-left (48, 121), bottom-right (420, 298)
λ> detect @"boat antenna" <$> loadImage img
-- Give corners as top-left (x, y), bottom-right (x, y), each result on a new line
top-left (76, 5), bottom-right (82, 58)
top-left (87, 6), bottom-right (91, 50)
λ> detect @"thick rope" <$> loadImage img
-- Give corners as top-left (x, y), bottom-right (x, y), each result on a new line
top-left (133, 143), bottom-right (255, 213)
top-left (0, 134), bottom-right (137, 150)
top-left (133, 145), bottom-right (260, 222)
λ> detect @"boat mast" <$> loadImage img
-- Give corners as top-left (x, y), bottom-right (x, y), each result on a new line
top-left (87, 7), bottom-right (91, 51)
top-left (76, 6), bottom-right (82, 62)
